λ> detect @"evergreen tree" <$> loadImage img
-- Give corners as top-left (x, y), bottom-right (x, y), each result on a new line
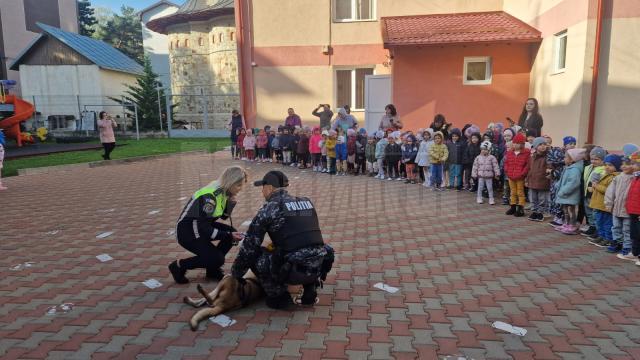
top-left (101, 6), bottom-right (144, 64)
top-left (78, 0), bottom-right (97, 37)
top-left (111, 57), bottom-right (166, 131)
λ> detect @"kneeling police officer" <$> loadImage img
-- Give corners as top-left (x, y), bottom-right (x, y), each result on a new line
top-left (231, 170), bottom-right (334, 309)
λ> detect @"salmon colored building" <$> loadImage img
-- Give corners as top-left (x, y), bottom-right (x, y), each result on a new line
top-left (234, 0), bottom-right (640, 149)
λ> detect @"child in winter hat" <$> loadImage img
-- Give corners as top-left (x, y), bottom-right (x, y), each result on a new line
top-left (472, 140), bottom-right (500, 205)
top-left (554, 148), bottom-right (587, 234)
top-left (563, 136), bottom-right (577, 149)
top-left (588, 153), bottom-right (621, 246)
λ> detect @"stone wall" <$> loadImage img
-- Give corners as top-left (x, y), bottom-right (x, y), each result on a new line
top-left (167, 15), bottom-right (239, 129)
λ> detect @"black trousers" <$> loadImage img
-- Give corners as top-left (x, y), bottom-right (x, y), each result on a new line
top-left (102, 142), bottom-right (115, 160)
top-left (631, 214), bottom-right (640, 257)
top-left (177, 220), bottom-right (234, 272)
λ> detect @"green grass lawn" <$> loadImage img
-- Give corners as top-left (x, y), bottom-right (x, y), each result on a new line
top-left (3, 138), bottom-right (230, 177)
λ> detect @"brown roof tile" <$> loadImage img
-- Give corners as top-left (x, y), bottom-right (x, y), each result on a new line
top-left (382, 11), bottom-right (541, 48)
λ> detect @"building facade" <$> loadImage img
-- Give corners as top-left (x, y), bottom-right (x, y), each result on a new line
top-left (0, 0), bottom-right (78, 95)
top-left (139, 1), bottom-right (180, 89)
top-left (235, 0), bottom-right (640, 149)
top-left (147, 0), bottom-right (240, 131)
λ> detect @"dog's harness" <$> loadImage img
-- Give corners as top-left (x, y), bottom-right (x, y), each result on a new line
top-left (237, 278), bottom-right (261, 307)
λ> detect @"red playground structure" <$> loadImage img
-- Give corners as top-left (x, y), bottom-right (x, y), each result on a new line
top-left (0, 80), bottom-right (35, 147)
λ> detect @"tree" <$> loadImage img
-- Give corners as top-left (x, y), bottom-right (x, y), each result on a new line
top-left (110, 57), bottom-right (166, 131)
top-left (78, 1), bottom-right (97, 37)
top-left (90, 6), bottom-right (113, 40)
top-left (100, 6), bottom-right (144, 64)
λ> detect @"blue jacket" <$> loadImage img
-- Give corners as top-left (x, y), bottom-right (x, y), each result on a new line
top-left (0, 130), bottom-right (4, 147)
top-left (402, 144), bottom-right (418, 164)
top-left (279, 134), bottom-right (293, 150)
top-left (556, 160), bottom-right (584, 205)
top-left (375, 138), bottom-right (388, 159)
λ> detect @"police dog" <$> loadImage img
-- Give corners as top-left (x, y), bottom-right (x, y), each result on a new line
top-left (183, 270), bottom-right (264, 331)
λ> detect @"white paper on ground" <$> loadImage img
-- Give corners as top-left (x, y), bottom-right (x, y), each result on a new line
top-left (148, 210), bottom-right (161, 215)
top-left (96, 231), bottom-right (114, 239)
top-left (46, 230), bottom-right (60, 235)
top-left (148, 193), bottom-right (158, 197)
top-left (373, 282), bottom-right (399, 293)
top-left (96, 254), bottom-right (113, 262)
top-left (99, 208), bottom-right (116, 213)
top-left (492, 321), bottom-right (527, 336)
top-left (166, 229), bottom-right (176, 236)
top-left (178, 196), bottom-right (188, 201)
top-left (176, 182), bottom-right (184, 185)
top-left (142, 279), bottom-right (162, 289)
top-left (294, 176), bottom-right (300, 179)
top-left (10, 262), bottom-right (35, 271)
top-left (240, 220), bottom-right (252, 227)
top-left (46, 303), bottom-right (74, 316)
top-left (442, 355), bottom-right (475, 360)
top-left (210, 314), bottom-right (236, 327)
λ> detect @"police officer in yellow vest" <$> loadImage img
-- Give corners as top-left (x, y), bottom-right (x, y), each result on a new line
top-left (168, 166), bottom-right (247, 284)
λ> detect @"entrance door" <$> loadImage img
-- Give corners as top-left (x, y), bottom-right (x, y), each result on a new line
top-left (364, 75), bottom-right (391, 134)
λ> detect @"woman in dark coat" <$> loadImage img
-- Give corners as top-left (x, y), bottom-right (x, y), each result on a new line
top-left (228, 110), bottom-right (244, 159)
top-left (517, 98), bottom-right (543, 137)
top-left (429, 114), bottom-right (451, 140)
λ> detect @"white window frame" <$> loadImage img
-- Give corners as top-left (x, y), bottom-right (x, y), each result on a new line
top-left (463, 56), bottom-right (492, 85)
top-left (333, 0), bottom-right (377, 23)
top-left (553, 30), bottom-right (568, 74)
top-left (334, 66), bottom-right (375, 111)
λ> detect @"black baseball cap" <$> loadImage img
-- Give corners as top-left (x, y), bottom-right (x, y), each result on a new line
top-left (253, 171), bottom-right (289, 187)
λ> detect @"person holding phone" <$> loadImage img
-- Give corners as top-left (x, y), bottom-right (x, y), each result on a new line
top-left (97, 111), bottom-right (117, 160)
top-left (378, 104), bottom-right (403, 131)
top-left (312, 104), bottom-right (333, 130)
top-left (168, 166), bottom-right (248, 284)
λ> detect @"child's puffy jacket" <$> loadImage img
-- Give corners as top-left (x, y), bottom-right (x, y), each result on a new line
top-left (463, 142), bottom-right (481, 165)
top-left (604, 173), bottom-right (633, 217)
top-left (626, 176), bottom-right (640, 215)
top-left (504, 148), bottom-right (531, 180)
top-left (297, 134), bottom-right (309, 154)
top-left (365, 142), bottom-right (376, 163)
top-left (472, 154), bottom-right (499, 179)
top-left (347, 135), bottom-right (357, 156)
top-left (428, 143), bottom-right (448, 164)
top-left (309, 134), bottom-right (322, 154)
top-left (279, 134), bottom-right (292, 150)
top-left (243, 135), bottom-right (256, 149)
top-left (236, 134), bottom-right (245, 148)
top-left (416, 140), bottom-right (432, 167)
top-left (556, 160), bottom-right (584, 205)
top-left (446, 140), bottom-right (466, 165)
top-left (375, 138), bottom-right (388, 159)
top-left (325, 138), bottom-right (336, 158)
top-left (256, 134), bottom-right (268, 149)
top-left (271, 136), bottom-right (280, 149)
top-left (402, 144), bottom-right (418, 164)
top-left (589, 172), bottom-right (618, 212)
top-left (385, 143), bottom-right (402, 162)
top-left (356, 135), bottom-right (366, 155)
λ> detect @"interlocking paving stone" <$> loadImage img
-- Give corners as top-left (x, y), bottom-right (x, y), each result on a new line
top-left (1, 152), bottom-right (639, 359)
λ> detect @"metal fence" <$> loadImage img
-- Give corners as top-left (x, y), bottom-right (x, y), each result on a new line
top-left (19, 93), bottom-right (239, 138)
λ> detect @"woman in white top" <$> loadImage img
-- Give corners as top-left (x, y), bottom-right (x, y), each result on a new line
top-left (378, 104), bottom-right (403, 130)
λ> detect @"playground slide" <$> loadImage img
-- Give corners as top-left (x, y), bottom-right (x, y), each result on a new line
top-left (0, 95), bottom-right (34, 147)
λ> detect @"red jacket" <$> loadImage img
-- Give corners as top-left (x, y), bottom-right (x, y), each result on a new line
top-left (504, 148), bottom-right (531, 180)
top-left (236, 134), bottom-right (245, 148)
top-left (626, 177), bottom-right (640, 215)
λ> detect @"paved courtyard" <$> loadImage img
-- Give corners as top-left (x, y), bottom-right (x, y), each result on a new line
top-left (1, 151), bottom-right (639, 360)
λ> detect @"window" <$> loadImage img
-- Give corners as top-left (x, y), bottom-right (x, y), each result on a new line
top-left (219, 33), bottom-right (224, 42)
top-left (463, 57), bottom-right (492, 85)
top-left (334, 0), bottom-right (375, 22)
top-left (198, 37), bottom-right (203, 46)
top-left (175, 40), bottom-right (180, 48)
top-left (336, 68), bottom-right (374, 110)
top-left (230, 32), bottom-right (235, 41)
top-left (184, 39), bottom-right (190, 48)
top-left (553, 30), bottom-right (567, 73)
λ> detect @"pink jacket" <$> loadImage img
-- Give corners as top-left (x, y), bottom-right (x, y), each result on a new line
top-left (309, 134), bottom-right (322, 154)
top-left (98, 119), bottom-right (117, 143)
top-left (243, 135), bottom-right (256, 149)
top-left (256, 134), bottom-right (268, 148)
top-left (472, 154), bottom-right (500, 179)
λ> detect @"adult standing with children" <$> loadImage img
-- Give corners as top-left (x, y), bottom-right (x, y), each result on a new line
top-left (168, 166), bottom-right (248, 284)
top-left (378, 104), bottom-right (403, 130)
top-left (227, 110), bottom-right (244, 159)
top-left (284, 108), bottom-right (302, 131)
top-left (97, 111), bottom-right (117, 160)
top-left (312, 104), bottom-right (333, 130)
top-left (517, 98), bottom-right (544, 137)
top-left (332, 108), bottom-right (358, 132)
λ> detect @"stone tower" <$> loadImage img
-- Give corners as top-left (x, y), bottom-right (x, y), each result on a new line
top-left (147, 0), bottom-right (239, 130)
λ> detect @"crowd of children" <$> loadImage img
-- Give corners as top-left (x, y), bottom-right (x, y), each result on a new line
top-left (230, 118), bottom-right (640, 266)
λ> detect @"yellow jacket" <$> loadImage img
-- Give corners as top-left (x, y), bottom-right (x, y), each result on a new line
top-left (325, 138), bottom-right (336, 158)
top-left (428, 142), bottom-right (449, 164)
top-left (589, 172), bottom-right (618, 212)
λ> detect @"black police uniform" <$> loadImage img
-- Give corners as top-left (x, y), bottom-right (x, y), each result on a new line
top-left (231, 172), bottom-right (333, 308)
top-left (173, 186), bottom-right (237, 281)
